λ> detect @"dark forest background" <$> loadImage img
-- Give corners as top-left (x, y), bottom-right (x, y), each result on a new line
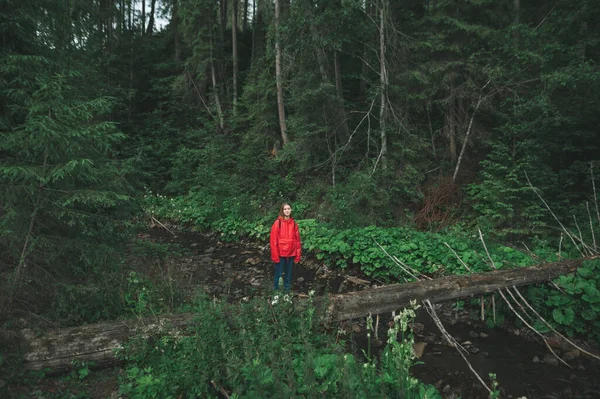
top-left (2, 0), bottom-right (600, 321)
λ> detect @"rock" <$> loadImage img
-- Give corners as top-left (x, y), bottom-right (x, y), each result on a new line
top-left (468, 331), bottom-right (479, 338)
top-left (469, 347), bottom-right (480, 354)
top-left (244, 257), bottom-right (261, 266)
top-left (546, 336), bottom-right (561, 348)
top-left (435, 380), bottom-right (443, 389)
top-left (461, 341), bottom-right (472, 346)
top-left (352, 325), bottom-right (361, 333)
top-left (443, 385), bottom-right (452, 394)
top-left (513, 330), bottom-right (520, 336)
top-left (533, 356), bottom-right (540, 363)
top-left (205, 247), bottom-right (215, 254)
top-left (483, 352), bottom-right (489, 357)
top-left (297, 277), bottom-right (305, 284)
top-left (479, 332), bottom-right (489, 338)
top-left (413, 342), bottom-right (428, 358)
top-left (190, 243), bottom-right (198, 247)
top-left (577, 365), bottom-right (585, 371)
top-left (564, 349), bottom-right (580, 361)
top-left (543, 354), bottom-right (560, 367)
top-left (198, 255), bottom-right (213, 264)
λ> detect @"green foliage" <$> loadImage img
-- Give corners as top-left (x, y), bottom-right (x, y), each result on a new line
top-left (0, 58), bottom-right (136, 310)
top-left (147, 193), bottom-right (541, 281)
top-left (117, 294), bottom-right (440, 398)
top-left (528, 259), bottom-right (600, 340)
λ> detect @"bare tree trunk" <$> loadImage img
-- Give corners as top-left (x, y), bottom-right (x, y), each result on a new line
top-left (274, 0), bottom-right (289, 145)
top-left (243, 0), bottom-right (248, 31)
top-left (253, 0), bottom-right (266, 60)
top-left (360, 0), bottom-right (374, 98)
top-left (210, 45), bottom-right (225, 131)
top-left (173, 0), bottom-right (182, 62)
top-left (445, 80), bottom-right (457, 162)
top-left (146, 0), bottom-right (156, 35)
top-left (9, 152), bottom-right (48, 305)
top-left (323, 257), bottom-right (587, 323)
top-left (378, 0), bottom-right (388, 171)
top-left (251, 0), bottom-right (256, 58)
top-left (453, 80), bottom-right (490, 182)
top-left (232, 0), bottom-right (239, 114)
top-left (219, 0), bottom-right (227, 44)
top-left (333, 50), bottom-right (349, 139)
top-left (121, 0), bottom-right (126, 34)
top-left (141, 0), bottom-right (145, 32)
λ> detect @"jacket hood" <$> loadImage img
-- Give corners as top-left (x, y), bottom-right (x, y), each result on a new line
top-left (278, 216), bottom-right (295, 223)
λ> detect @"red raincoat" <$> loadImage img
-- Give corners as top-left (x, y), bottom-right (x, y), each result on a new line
top-left (270, 216), bottom-right (301, 263)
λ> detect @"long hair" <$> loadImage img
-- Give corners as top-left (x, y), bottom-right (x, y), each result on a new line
top-left (278, 203), bottom-right (292, 218)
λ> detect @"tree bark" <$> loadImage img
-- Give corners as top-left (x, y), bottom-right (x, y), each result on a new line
top-left (232, 0), bottom-right (239, 114)
top-left (141, 0), bottom-right (145, 33)
top-left (219, 0), bottom-right (227, 44)
top-left (146, 0), bottom-right (156, 35)
top-left (243, 0), bottom-right (248, 31)
top-left (210, 44), bottom-right (225, 130)
top-left (378, 0), bottom-right (388, 171)
top-left (452, 80), bottom-right (490, 182)
top-left (173, 0), bottom-right (182, 62)
top-left (128, 0), bottom-right (132, 32)
top-left (333, 50), bottom-right (349, 139)
top-left (274, 0), bottom-right (289, 145)
top-left (20, 257), bottom-right (590, 372)
top-left (445, 80), bottom-right (457, 162)
top-left (360, 0), bottom-right (374, 98)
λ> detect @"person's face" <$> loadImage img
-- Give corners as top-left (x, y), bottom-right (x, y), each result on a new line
top-left (283, 205), bottom-right (292, 217)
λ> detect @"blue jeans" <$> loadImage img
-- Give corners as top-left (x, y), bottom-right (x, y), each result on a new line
top-left (274, 257), bottom-right (294, 291)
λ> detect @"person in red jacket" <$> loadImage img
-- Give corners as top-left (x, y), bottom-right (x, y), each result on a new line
top-left (270, 203), bottom-right (301, 291)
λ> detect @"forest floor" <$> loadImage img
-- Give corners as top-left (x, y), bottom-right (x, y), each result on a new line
top-left (9, 226), bottom-right (600, 399)
top-left (141, 227), bottom-right (600, 399)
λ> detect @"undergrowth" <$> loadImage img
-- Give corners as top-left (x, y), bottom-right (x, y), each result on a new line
top-left (146, 193), bottom-right (600, 343)
top-left (116, 294), bottom-right (442, 399)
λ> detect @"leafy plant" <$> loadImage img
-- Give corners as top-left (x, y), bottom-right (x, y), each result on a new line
top-left (117, 294), bottom-right (441, 398)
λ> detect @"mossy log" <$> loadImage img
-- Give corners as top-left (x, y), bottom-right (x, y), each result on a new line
top-left (20, 257), bottom-right (587, 372)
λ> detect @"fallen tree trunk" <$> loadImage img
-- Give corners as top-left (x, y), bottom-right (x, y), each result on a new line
top-left (322, 258), bottom-right (586, 323)
top-left (20, 313), bottom-right (196, 373)
top-left (20, 257), bottom-right (589, 372)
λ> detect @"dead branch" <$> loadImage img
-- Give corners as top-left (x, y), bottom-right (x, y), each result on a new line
top-left (511, 286), bottom-right (600, 361)
top-left (424, 300), bottom-right (492, 394)
top-left (151, 216), bottom-right (176, 236)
